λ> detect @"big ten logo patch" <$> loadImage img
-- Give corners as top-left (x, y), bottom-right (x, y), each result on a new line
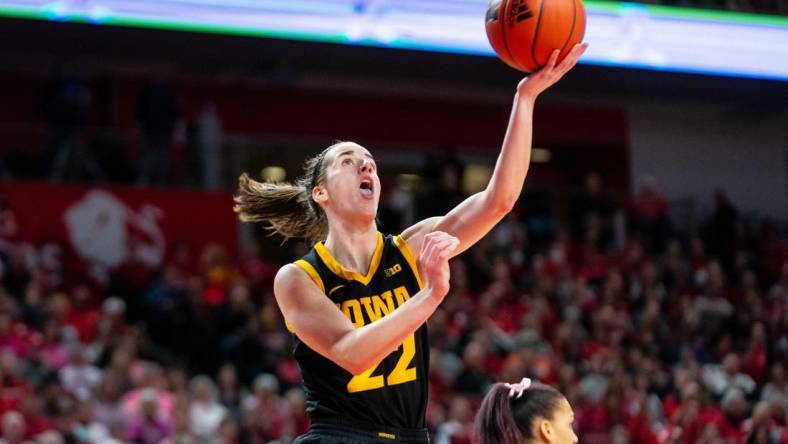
top-left (384, 263), bottom-right (402, 278)
top-left (509, 0), bottom-right (533, 27)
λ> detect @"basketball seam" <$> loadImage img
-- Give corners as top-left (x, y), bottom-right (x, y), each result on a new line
top-left (499, 0), bottom-right (524, 71)
top-left (559, 0), bottom-right (579, 56)
top-left (530, 0), bottom-right (546, 67)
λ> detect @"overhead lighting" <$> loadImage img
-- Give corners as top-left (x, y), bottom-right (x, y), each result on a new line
top-left (463, 165), bottom-right (493, 195)
top-left (260, 166), bottom-right (286, 183)
top-left (532, 148), bottom-right (552, 163)
top-left (397, 174), bottom-right (421, 192)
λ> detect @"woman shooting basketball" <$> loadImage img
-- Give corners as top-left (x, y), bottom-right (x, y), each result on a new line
top-left (235, 44), bottom-right (587, 444)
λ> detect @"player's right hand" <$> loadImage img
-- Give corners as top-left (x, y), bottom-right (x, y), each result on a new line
top-left (418, 231), bottom-right (459, 301)
top-left (516, 42), bottom-right (588, 99)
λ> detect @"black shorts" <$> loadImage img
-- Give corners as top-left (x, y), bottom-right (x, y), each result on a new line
top-left (294, 417), bottom-right (430, 444)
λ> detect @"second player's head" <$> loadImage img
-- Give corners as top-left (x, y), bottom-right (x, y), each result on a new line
top-left (473, 379), bottom-right (577, 444)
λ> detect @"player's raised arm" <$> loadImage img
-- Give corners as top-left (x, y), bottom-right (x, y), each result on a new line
top-left (401, 43), bottom-right (588, 258)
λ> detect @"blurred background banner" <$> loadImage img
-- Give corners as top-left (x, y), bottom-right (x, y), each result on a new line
top-left (1, 0), bottom-right (787, 79)
top-left (1, 181), bottom-right (238, 282)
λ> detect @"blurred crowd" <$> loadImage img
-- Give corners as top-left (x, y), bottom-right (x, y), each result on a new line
top-left (404, 157), bottom-right (788, 444)
top-left (0, 152), bottom-right (786, 444)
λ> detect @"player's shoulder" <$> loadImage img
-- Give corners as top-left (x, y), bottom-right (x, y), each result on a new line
top-left (274, 263), bottom-right (305, 292)
top-left (274, 264), bottom-right (329, 315)
top-left (275, 263), bottom-right (315, 293)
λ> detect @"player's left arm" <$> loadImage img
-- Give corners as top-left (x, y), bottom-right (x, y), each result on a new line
top-left (402, 44), bottom-right (587, 257)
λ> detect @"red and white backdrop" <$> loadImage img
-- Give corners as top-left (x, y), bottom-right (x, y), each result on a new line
top-left (1, 181), bottom-right (239, 286)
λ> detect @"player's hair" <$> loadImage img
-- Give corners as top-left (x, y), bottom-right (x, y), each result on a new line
top-left (473, 382), bottom-right (564, 444)
top-left (234, 142), bottom-right (346, 245)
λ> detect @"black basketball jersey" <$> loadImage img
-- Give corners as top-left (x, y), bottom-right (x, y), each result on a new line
top-left (291, 232), bottom-right (429, 429)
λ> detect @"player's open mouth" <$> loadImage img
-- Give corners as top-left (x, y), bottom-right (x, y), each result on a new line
top-left (360, 179), bottom-right (374, 197)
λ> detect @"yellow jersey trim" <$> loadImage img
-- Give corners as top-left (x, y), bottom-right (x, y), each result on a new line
top-left (377, 432), bottom-right (396, 440)
top-left (293, 259), bottom-right (326, 294)
top-left (393, 235), bottom-right (423, 289)
top-left (314, 232), bottom-right (385, 286)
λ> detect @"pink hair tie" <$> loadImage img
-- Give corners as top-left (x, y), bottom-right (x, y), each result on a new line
top-left (504, 378), bottom-right (532, 399)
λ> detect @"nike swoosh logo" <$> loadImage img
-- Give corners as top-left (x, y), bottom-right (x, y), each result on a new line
top-left (328, 285), bottom-right (345, 296)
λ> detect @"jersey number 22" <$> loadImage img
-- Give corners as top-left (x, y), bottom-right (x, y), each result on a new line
top-left (346, 333), bottom-right (417, 393)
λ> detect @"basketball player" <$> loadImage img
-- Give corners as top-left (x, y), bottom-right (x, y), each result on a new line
top-left (234, 44), bottom-right (587, 444)
top-left (474, 378), bottom-right (577, 444)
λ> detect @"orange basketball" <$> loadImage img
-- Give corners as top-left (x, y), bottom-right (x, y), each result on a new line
top-left (485, 0), bottom-right (586, 72)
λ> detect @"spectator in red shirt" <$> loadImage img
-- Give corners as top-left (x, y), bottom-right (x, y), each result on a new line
top-left (283, 388), bottom-right (310, 440)
top-left (0, 410), bottom-right (26, 444)
top-left (240, 374), bottom-right (289, 443)
top-left (0, 353), bottom-right (30, 416)
top-left (17, 392), bottom-right (55, 439)
top-left (64, 285), bottom-right (100, 343)
top-left (0, 313), bottom-right (29, 361)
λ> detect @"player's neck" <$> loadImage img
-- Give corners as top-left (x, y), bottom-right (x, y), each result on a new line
top-left (323, 222), bottom-right (379, 276)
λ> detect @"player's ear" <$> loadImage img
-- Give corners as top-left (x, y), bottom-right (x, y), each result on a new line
top-left (313, 184), bottom-right (328, 205)
top-left (537, 419), bottom-right (554, 443)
